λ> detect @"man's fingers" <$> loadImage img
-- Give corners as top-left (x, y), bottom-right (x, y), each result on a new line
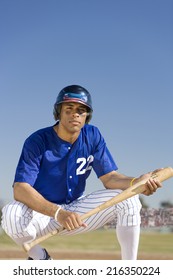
top-left (143, 177), bottom-right (162, 196)
top-left (64, 212), bottom-right (87, 231)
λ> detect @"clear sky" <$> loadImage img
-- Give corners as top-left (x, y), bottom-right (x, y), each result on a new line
top-left (0, 0), bottom-right (173, 207)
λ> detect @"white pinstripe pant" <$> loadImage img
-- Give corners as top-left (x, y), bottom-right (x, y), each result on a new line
top-left (1, 189), bottom-right (141, 244)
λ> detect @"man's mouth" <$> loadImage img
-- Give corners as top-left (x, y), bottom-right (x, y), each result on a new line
top-left (69, 120), bottom-right (80, 125)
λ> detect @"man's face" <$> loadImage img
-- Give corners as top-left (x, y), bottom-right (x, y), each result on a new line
top-left (60, 102), bottom-right (88, 133)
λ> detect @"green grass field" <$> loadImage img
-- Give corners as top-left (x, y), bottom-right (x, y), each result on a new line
top-left (0, 229), bottom-right (173, 258)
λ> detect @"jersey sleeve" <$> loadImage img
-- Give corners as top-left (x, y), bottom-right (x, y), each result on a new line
top-left (91, 127), bottom-right (118, 177)
top-left (13, 134), bottom-right (43, 186)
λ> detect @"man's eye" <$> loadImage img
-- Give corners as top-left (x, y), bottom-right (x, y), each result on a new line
top-left (78, 109), bottom-right (86, 114)
top-left (66, 108), bottom-right (72, 111)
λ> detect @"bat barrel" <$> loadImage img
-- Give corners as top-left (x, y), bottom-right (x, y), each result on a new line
top-left (153, 167), bottom-right (173, 182)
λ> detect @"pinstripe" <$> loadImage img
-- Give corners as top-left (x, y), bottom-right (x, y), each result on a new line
top-left (1, 189), bottom-right (141, 243)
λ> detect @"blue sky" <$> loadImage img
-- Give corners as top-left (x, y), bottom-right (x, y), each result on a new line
top-left (0, 0), bottom-right (173, 207)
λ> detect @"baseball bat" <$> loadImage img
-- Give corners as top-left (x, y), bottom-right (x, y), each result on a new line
top-left (23, 166), bottom-right (173, 252)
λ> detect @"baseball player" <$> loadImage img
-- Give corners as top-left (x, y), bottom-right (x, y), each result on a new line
top-left (1, 85), bottom-right (161, 260)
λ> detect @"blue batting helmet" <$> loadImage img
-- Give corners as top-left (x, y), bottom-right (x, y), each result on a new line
top-left (53, 85), bottom-right (93, 123)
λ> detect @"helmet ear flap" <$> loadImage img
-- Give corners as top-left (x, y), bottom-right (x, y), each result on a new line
top-left (53, 104), bottom-right (61, 121)
top-left (86, 111), bottom-right (92, 123)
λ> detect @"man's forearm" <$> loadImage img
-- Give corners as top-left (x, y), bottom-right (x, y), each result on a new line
top-left (100, 171), bottom-right (135, 190)
top-left (13, 182), bottom-right (59, 217)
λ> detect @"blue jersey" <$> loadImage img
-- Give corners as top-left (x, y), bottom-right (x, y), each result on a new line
top-left (14, 124), bottom-right (118, 204)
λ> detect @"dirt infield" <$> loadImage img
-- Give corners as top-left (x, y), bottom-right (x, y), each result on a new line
top-left (0, 249), bottom-right (173, 260)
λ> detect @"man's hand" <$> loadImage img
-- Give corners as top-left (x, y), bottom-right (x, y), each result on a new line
top-left (136, 170), bottom-right (163, 196)
top-left (143, 177), bottom-right (162, 196)
top-left (56, 209), bottom-right (87, 231)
